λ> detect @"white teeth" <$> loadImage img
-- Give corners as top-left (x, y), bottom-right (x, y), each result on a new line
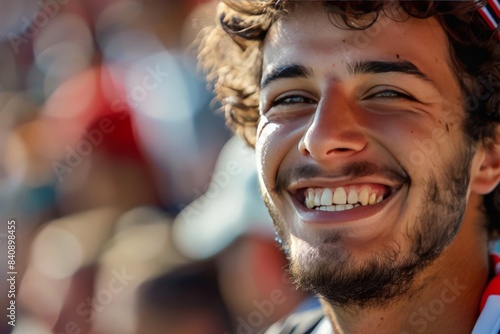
top-left (336, 205), bottom-right (346, 211)
top-left (314, 191), bottom-right (321, 206)
top-left (347, 189), bottom-right (358, 204)
top-left (303, 186), bottom-right (386, 211)
top-left (369, 193), bottom-right (377, 205)
top-left (359, 187), bottom-right (369, 206)
top-left (333, 187), bottom-right (347, 205)
top-left (306, 189), bottom-right (315, 209)
top-left (320, 188), bottom-right (333, 206)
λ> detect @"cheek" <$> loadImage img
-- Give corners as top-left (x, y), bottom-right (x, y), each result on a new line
top-left (256, 120), bottom-right (281, 192)
top-left (404, 127), bottom-right (461, 173)
top-left (256, 118), bottom-right (294, 194)
top-left (369, 114), bottom-right (451, 170)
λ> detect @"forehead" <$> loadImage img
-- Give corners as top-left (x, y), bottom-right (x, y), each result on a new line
top-left (262, 4), bottom-right (455, 85)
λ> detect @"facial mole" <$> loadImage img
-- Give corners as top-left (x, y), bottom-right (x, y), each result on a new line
top-left (446, 124), bottom-right (450, 133)
top-left (396, 54), bottom-right (400, 59)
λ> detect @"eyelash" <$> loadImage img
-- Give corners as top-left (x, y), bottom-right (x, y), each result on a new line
top-left (364, 89), bottom-right (415, 101)
top-left (270, 95), bottom-right (316, 108)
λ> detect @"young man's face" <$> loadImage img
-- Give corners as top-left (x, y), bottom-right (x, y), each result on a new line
top-left (256, 5), bottom-right (480, 307)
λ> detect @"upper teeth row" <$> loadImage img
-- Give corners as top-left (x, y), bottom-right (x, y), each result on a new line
top-left (305, 187), bottom-right (383, 209)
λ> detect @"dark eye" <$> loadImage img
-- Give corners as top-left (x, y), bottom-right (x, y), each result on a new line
top-left (364, 89), bottom-right (416, 101)
top-left (271, 95), bottom-right (316, 107)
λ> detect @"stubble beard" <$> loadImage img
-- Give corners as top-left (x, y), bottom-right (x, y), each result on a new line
top-left (262, 144), bottom-right (475, 310)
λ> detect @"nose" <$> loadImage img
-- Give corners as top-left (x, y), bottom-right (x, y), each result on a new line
top-left (298, 88), bottom-right (367, 162)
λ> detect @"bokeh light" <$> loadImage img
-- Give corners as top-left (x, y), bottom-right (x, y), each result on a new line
top-left (31, 225), bottom-right (84, 279)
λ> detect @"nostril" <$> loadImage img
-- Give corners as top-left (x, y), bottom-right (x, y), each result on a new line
top-left (326, 147), bottom-right (355, 155)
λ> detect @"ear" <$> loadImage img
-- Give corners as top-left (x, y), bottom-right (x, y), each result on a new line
top-left (470, 126), bottom-right (500, 195)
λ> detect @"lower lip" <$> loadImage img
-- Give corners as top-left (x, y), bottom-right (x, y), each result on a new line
top-left (290, 188), bottom-right (402, 225)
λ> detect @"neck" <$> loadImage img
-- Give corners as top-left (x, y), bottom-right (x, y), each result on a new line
top-left (321, 194), bottom-right (491, 334)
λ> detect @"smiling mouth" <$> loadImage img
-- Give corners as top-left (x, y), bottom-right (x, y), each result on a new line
top-left (297, 184), bottom-right (395, 212)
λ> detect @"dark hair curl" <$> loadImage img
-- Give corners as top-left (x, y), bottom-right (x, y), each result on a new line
top-left (198, 0), bottom-right (500, 239)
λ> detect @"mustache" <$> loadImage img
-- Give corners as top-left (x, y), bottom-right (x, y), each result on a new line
top-left (275, 161), bottom-right (410, 193)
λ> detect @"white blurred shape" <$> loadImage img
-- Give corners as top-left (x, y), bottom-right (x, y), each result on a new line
top-left (31, 225), bottom-right (84, 279)
top-left (128, 52), bottom-right (191, 122)
top-left (104, 207), bottom-right (170, 262)
top-left (175, 195), bottom-right (245, 259)
top-left (109, 222), bottom-right (168, 261)
top-left (173, 136), bottom-right (274, 260)
top-left (34, 13), bottom-right (94, 78)
top-left (12, 317), bottom-right (53, 334)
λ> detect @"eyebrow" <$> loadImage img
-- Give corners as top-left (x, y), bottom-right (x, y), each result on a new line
top-left (348, 60), bottom-right (433, 82)
top-left (260, 60), bottom-right (434, 90)
top-left (260, 64), bottom-right (313, 90)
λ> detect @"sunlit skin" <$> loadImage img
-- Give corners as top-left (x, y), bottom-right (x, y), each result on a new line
top-left (255, 4), bottom-right (500, 333)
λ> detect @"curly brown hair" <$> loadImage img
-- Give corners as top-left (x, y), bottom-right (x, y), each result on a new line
top-left (198, 0), bottom-right (500, 239)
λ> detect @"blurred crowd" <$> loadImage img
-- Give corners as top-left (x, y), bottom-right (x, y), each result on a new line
top-left (0, 0), bottom-right (315, 333)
